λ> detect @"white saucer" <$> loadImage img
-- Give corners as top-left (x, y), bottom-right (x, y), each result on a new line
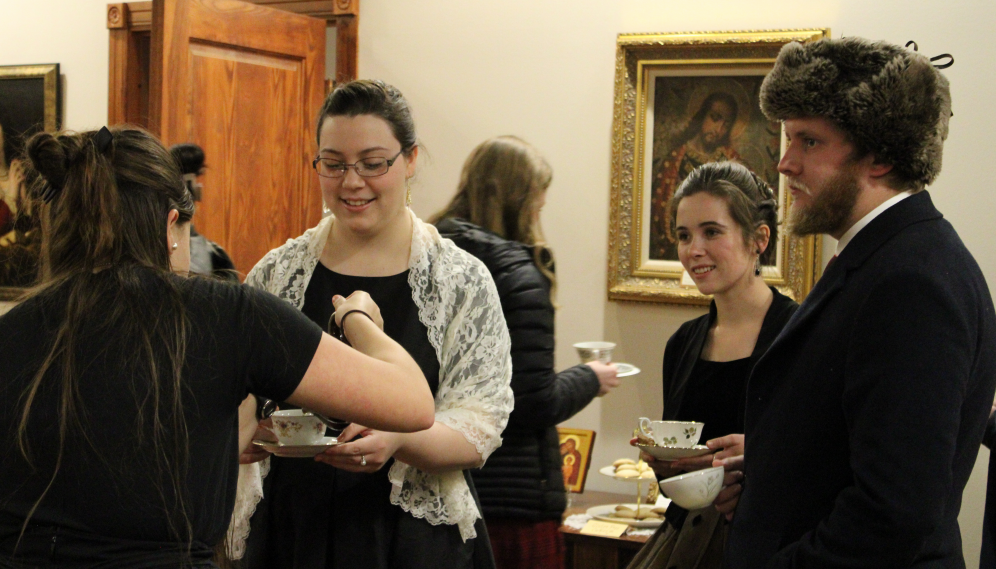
top-left (599, 465), bottom-right (658, 483)
top-left (253, 436), bottom-right (339, 458)
top-left (635, 443), bottom-right (712, 461)
top-left (614, 363), bottom-right (640, 377)
top-left (586, 503), bottom-right (666, 528)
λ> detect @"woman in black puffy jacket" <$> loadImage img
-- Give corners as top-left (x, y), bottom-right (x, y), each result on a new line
top-left (432, 136), bottom-right (619, 569)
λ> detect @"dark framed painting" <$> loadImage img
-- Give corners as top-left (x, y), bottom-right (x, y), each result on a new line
top-left (607, 30), bottom-right (828, 305)
top-left (0, 63), bottom-right (60, 299)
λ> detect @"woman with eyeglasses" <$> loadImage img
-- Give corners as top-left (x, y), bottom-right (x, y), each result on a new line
top-left (236, 80), bottom-right (513, 569)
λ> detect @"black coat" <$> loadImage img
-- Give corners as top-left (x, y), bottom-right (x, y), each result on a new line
top-left (661, 287), bottom-right (798, 426)
top-left (436, 218), bottom-right (601, 521)
top-left (726, 191), bottom-right (996, 568)
top-left (982, 412), bottom-right (996, 568)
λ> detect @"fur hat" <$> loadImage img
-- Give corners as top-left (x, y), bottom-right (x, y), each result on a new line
top-left (760, 37), bottom-right (951, 189)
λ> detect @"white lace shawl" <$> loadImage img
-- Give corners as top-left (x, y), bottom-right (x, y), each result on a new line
top-left (228, 210), bottom-right (513, 552)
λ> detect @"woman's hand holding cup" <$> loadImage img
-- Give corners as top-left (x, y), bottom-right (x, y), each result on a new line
top-left (706, 433), bottom-right (745, 520)
top-left (586, 361), bottom-right (620, 396)
top-left (239, 418), bottom-right (276, 465)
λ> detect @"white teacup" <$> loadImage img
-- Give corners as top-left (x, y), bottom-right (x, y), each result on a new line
top-left (659, 465), bottom-right (724, 510)
top-left (573, 341), bottom-right (616, 364)
top-left (271, 409), bottom-right (327, 446)
top-left (638, 418), bottom-right (704, 448)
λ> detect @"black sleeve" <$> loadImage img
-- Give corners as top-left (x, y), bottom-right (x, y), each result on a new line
top-left (237, 285), bottom-right (324, 403)
top-left (499, 263), bottom-right (600, 432)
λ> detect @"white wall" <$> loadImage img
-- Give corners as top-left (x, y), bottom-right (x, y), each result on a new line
top-left (1, 0), bottom-right (993, 564)
top-left (0, 0), bottom-right (109, 129)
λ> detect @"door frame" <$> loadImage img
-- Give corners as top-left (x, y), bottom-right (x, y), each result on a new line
top-left (106, 0), bottom-right (358, 127)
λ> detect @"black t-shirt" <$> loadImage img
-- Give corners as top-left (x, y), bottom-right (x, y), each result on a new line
top-left (0, 270), bottom-right (323, 566)
top-left (302, 264), bottom-right (439, 394)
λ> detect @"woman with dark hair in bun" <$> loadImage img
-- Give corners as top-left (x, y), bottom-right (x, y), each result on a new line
top-left (0, 126), bottom-right (435, 568)
top-left (628, 161), bottom-right (798, 569)
top-left (237, 79), bottom-right (512, 569)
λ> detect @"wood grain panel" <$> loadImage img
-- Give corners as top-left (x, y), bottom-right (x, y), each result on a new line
top-left (251, 0), bottom-right (336, 18)
top-left (334, 14), bottom-right (356, 83)
top-left (108, 27), bottom-right (129, 125)
top-left (190, 43), bottom-right (305, 273)
top-left (108, 5), bottom-right (151, 128)
top-left (129, 1), bottom-right (153, 32)
top-left (244, 0), bottom-right (358, 19)
top-left (187, 0), bottom-right (322, 59)
top-left (152, 0), bottom-right (324, 276)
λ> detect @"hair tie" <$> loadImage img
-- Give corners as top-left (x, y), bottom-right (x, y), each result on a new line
top-left (905, 40), bottom-right (954, 69)
top-left (94, 126), bottom-right (114, 154)
top-left (38, 127), bottom-right (114, 204)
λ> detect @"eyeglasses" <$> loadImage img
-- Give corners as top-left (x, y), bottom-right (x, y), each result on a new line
top-left (312, 150), bottom-right (405, 178)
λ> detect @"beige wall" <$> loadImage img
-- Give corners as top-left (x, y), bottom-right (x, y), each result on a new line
top-left (2, 0), bottom-right (994, 564)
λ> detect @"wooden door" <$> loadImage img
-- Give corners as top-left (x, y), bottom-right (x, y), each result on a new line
top-left (149, 0), bottom-right (325, 277)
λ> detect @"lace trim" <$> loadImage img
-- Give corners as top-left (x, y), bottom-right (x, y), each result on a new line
top-left (228, 211), bottom-right (512, 546)
top-left (226, 458), bottom-right (269, 560)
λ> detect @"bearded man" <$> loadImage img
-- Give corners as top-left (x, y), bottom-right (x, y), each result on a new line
top-left (725, 37), bottom-right (996, 568)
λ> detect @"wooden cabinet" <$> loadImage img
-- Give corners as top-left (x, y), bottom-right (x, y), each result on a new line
top-left (561, 491), bottom-right (651, 569)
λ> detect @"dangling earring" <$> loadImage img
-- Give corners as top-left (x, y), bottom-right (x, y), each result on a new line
top-left (754, 250), bottom-right (761, 276)
top-left (405, 178), bottom-right (412, 207)
top-left (322, 200), bottom-right (331, 216)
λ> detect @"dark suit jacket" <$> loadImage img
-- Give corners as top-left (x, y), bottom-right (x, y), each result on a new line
top-left (726, 191), bottom-right (996, 568)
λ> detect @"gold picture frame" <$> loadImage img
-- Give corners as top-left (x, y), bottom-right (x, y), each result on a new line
top-left (0, 63), bottom-right (61, 300)
top-left (607, 30), bottom-right (828, 305)
top-left (558, 427), bottom-right (596, 493)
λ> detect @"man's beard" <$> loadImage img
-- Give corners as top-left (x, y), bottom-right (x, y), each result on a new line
top-left (788, 167), bottom-right (861, 237)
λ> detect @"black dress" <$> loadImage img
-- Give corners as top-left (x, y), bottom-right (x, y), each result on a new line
top-left (676, 357), bottom-right (751, 443)
top-left (246, 263), bottom-right (489, 569)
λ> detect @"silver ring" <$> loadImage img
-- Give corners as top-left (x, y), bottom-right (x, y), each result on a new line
top-left (360, 455), bottom-right (367, 466)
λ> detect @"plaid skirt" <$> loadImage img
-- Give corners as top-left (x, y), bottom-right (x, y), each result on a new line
top-left (485, 518), bottom-right (564, 569)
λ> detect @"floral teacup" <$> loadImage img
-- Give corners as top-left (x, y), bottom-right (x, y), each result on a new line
top-left (638, 418), bottom-right (704, 448)
top-left (271, 409), bottom-right (327, 446)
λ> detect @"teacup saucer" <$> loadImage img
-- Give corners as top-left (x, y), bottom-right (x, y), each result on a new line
top-left (635, 443), bottom-right (712, 462)
top-left (253, 436), bottom-right (339, 458)
top-left (614, 363), bottom-right (640, 377)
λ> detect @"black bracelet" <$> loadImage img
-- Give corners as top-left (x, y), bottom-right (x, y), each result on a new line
top-left (327, 309), bottom-right (373, 346)
top-left (339, 309), bottom-right (373, 338)
top-left (255, 395), bottom-right (276, 421)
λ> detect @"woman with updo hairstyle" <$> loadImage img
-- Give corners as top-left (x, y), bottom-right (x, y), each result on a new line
top-left (237, 80), bottom-right (512, 569)
top-left (432, 136), bottom-right (619, 569)
top-left (627, 161), bottom-right (798, 569)
top-left (0, 126), bottom-right (435, 568)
